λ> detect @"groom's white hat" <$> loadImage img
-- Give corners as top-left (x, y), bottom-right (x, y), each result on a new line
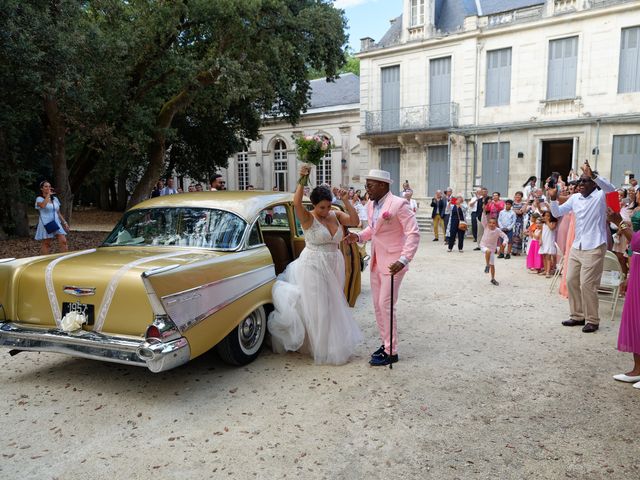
top-left (364, 169), bottom-right (393, 184)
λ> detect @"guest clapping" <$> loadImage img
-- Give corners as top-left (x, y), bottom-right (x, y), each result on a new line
top-left (549, 160), bottom-right (616, 333)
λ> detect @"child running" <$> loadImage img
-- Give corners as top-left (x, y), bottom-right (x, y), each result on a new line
top-left (480, 217), bottom-right (509, 285)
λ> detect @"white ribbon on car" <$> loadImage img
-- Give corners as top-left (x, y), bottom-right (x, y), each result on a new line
top-left (93, 251), bottom-right (194, 333)
top-left (45, 249), bottom-right (97, 328)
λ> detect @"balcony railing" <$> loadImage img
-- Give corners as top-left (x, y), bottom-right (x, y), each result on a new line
top-left (364, 103), bottom-right (459, 135)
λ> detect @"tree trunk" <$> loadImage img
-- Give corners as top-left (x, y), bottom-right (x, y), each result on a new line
top-left (116, 173), bottom-right (128, 211)
top-left (99, 178), bottom-right (111, 211)
top-left (127, 71), bottom-right (219, 208)
top-left (108, 179), bottom-right (118, 211)
top-left (69, 144), bottom-right (95, 195)
top-left (43, 94), bottom-right (73, 223)
top-left (0, 130), bottom-right (30, 237)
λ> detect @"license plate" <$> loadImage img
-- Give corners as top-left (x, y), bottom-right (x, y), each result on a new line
top-left (62, 302), bottom-right (95, 326)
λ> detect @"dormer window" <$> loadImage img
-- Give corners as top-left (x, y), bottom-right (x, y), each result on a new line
top-left (410, 0), bottom-right (425, 27)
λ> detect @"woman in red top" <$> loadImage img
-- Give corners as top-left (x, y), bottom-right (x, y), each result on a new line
top-left (484, 192), bottom-right (505, 219)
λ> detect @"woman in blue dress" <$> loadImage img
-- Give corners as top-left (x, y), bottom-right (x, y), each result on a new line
top-left (35, 180), bottom-right (69, 254)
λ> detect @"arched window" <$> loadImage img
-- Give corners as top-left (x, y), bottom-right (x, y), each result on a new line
top-left (316, 137), bottom-right (332, 186)
top-left (273, 139), bottom-right (288, 192)
top-left (237, 149), bottom-right (249, 191)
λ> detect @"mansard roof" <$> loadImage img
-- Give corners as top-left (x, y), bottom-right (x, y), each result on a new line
top-left (374, 0), bottom-right (545, 47)
top-left (480, 0), bottom-right (544, 16)
top-left (308, 73), bottom-right (360, 109)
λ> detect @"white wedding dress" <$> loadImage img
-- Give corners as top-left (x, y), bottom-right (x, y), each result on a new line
top-left (268, 214), bottom-right (362, 365)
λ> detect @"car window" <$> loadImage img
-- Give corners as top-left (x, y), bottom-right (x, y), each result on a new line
top-left (103, 207), bottom-right (247, 250)
top-left (259, 205), bottom-right (289, 229)
top-left (246, 221), bottom-right (262, 247)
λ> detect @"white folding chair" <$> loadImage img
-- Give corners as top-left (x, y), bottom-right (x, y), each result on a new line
top-left (598, 251), bottom-right (623, 321)
top-left (549, 241), bottom-right (564, 293)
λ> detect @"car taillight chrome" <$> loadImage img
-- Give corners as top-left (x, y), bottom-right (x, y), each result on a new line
top-left (145, 314), bottom-right (181, 343)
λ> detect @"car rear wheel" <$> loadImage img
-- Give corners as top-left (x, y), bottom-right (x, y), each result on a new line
top-left (216, 306), bottom-right (267, 366)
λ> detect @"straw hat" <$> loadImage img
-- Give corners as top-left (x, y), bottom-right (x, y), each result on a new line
top-left (364, 169), bottom-right (393, 184)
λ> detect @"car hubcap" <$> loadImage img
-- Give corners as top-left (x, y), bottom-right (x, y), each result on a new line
top-left (238, 308), bottom-right (265, 355)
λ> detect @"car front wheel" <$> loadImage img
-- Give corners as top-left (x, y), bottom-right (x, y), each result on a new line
top-left (216, 306), bottom-right (267, 365)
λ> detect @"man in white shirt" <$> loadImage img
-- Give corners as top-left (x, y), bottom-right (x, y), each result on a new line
top-left (549, 161), bottom-right (615, 333)
top-left (160, 178), bottom-right (178, 196)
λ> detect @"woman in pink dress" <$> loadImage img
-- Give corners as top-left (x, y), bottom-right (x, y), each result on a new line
top-left (609, 208), bottom-right (640, 388)
top-left (525, 216), bottom-right (543, 272)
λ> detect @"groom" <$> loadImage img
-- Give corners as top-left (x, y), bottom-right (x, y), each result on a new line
top-left (346, 169), bottom-right (420, 366)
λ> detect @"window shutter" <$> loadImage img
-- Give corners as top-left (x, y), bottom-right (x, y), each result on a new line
top-left (548, 37), bottom-right (578, 100)
top-left (619, 27), bottom-right (640, 93)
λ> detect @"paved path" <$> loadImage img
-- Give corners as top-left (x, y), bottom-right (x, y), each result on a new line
top-left (1, 236), bottom-right (639, 479)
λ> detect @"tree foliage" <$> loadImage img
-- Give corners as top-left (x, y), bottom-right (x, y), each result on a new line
top-left (0, 0), bottom-right (348, 233)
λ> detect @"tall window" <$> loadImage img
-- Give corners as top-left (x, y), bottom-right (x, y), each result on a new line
top-left (316, 138), bottom-right (332, 186)
top-left (273, 139), bottom-right (288, 192)
top-left (486, 48), bottom-right (512, 106)
top-left (547, 36), bottom-right (578, 100)
top-left (410, 0), bottom-right (425, 27)
top-left (237, 150), bottom-right (249, 191)
top-left (619, 26), bottom-right (640, 93)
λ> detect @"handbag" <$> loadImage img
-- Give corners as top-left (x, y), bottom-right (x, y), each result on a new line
top-left (43, 199), bottom-right (60, 234)
top-left (457, 208), bottom-right (467, 231)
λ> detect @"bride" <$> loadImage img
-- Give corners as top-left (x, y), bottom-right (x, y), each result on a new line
top-left (268, 166), bottom-right (363, 364)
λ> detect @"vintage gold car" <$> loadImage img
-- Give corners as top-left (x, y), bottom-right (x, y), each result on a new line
top-left (0, 192), bottom-right (361, 372)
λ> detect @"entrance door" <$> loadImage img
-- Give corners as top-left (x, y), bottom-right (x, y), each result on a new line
top-left (427, 145), bottom-right (449, 196)
top-left (541, 140), bottom-right (573, 184)
top-left (612, 135), bottom-right (640, 186)
top-left (380, 148), bottom-right (401, 195)
top-left (429, 57), bottom-right (451, 127)
top-left (381, 66), bottom-right (400, 131)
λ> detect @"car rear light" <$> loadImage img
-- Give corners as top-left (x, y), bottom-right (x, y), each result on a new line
top-left (146, 325), bottom-right (161, 340)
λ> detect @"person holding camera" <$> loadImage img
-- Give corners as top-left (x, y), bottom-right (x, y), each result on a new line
top-left (35, 180), bottom-right (69, 255)
top-left (447, 195), bottom-right (467, 253)
top-left (549, 161), bottom-right (616, 333)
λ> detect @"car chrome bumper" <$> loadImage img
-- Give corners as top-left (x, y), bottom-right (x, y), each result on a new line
top-left (0, 322), bottom-right (190, 373)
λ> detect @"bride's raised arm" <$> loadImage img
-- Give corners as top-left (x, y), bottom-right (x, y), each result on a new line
top-left (294, 166), bottom-right (314, 229)
top-left (333, 187), bottom-right (359, 227)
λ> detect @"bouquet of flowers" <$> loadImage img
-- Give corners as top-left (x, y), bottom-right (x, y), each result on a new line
top-left (294, 135), bottom-right (331, 186)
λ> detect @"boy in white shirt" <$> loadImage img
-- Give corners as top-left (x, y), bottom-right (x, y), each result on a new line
top-left (498, 200), bottom-right (516, 259)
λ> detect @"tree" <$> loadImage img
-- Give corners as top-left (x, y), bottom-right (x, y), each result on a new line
top-left (127, 0), bottom-right (348, 206)
top-left (0, 1), bottom-right (348, 234)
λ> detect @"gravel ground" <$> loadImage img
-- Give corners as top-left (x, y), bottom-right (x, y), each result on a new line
top-left (1, 235), bottom-right (639, 479)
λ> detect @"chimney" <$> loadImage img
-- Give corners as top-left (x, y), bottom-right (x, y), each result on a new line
top-left (360, 37), bottom-right (375, 51)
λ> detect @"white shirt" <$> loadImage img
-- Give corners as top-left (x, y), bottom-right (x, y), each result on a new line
top-left (355, 202), bottom-right (368, 221)
top-left (371, 192), bottom-right (390, 228)
top-left (160, 186), bottom-right (177, 195)
top-left (550, 176), bottom-right (615, 250)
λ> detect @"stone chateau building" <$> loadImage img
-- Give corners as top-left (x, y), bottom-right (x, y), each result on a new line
top-left (358, 0), bottom-right (640, 200)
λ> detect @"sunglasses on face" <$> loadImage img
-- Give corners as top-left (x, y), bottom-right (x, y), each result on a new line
top-left (576, 178), bottom-right (594, 184)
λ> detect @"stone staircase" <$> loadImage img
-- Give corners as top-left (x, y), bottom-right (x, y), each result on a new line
top-left (416, 214), bottom-right (432, 234)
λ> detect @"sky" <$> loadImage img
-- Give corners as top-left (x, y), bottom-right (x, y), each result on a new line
top-left (334, 0), bottom-right (403, 52)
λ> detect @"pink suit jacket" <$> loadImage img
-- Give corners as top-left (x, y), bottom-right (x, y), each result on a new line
top-left (359, 194), bottom-right (420, 274)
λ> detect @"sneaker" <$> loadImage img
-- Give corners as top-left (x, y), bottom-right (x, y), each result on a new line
top-left (491, 279), bottom-right (499, 286)
top-left (505, 254), bottom-right (511, 259)
top-left (498, 253), bottom-right (504, 259)
top-left (432, 238), bottom-right (439, 242)
top-left (484, 265), bottom-right (490, 273)
top-left (447, 248), bottom-right (452, 252)
top-left (458, 249), bottom-right (463, 253)
top-left (473, 247), bottom-right (481, 251)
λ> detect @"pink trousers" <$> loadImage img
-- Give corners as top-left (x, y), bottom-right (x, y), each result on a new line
top-left (370, 269), bottom-right (406, 355)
